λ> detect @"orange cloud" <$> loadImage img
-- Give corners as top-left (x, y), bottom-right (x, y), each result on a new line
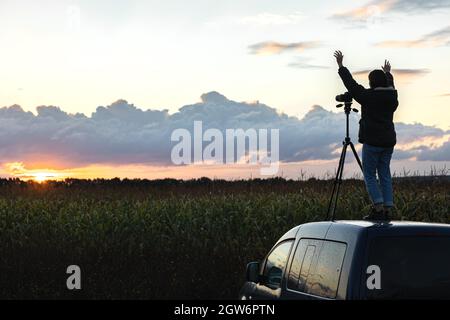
top-left (353, 68), bottom-right (430, 83)
top-left (3, 159), bottom-right (448, 181)
top-left (331, 0), bottom-right (396, 21)
top-left (375, 26), bottom-right (450, 48)
top-left (248, 41), bottom-right (321, 55)
top-left (2, 162), bottom-right (286, 181)
top-left (3, 162), bottom-right (68, 182)
top-left (375, 40), bottom-right (425, 48)
top-left (332, 0), bottom-right (450, 23)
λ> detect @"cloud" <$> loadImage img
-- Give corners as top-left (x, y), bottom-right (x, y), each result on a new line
top-left (376, 25), bottom-right (450, 48)
top-left (287, 57), bottom-right (330, 69)
top-left (239, 12), bottom-right (304, 26)
top-left (248, 41), bottom-right (321, 55)
top-left (331, 0), bottom-right (450, 24)
top-left (417, 139), bottom-right (450, 161)
top-left (331, 0), bottom-right (395, 22)
top-left (205, 12), bottom-right (305, 28)
top-left (390, 0), bottom-right (450, 12)
top-left (353, 68), bottom-right (430, 82)
top-left (1, 92), bottom-right (449, 173)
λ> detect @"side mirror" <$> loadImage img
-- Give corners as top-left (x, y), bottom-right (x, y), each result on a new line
top-left (246, 262), bottom-right (260, 283)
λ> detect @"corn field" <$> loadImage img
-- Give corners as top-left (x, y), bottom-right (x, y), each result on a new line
top-left (0, 176), bottom-right (448, 299)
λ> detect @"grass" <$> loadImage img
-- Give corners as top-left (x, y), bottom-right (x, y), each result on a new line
top-left (0, 176), bottom-right (448, 299)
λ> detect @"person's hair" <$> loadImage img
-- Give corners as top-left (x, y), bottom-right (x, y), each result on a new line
top-left (368, 69), bottom-right (388, 88)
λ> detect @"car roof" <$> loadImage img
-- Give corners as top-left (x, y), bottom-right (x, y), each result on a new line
top-left (335, 220), bottom-right (450, 229)
top-left (278, 220), bottom-right (450, 243)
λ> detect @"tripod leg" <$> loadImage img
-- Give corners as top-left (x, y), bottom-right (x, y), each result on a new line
top-left (331, 144), bottom-right (348, 220)
top-left (349, 142), bottom-right (363, 172)
top-left (327, 143), bottom-right (346, 220)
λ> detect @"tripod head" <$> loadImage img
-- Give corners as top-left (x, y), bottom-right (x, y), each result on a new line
top-left (336, 102), bottom-right (359, 114)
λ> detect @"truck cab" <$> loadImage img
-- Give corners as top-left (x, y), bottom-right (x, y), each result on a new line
top-left (239, 221), bottom-right (450, 300)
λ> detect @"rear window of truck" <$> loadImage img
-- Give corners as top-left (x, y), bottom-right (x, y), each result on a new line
top-left (367, 236), bottom-right (450, 299)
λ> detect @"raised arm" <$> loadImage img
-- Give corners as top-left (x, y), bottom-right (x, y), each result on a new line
top-left (334, 51), bottom-right (366, 103)
top-left (382, 59), bottom-right (395, 88)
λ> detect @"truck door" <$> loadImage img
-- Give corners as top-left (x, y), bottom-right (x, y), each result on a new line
top-left (251, 240), bottom-right (294, 300)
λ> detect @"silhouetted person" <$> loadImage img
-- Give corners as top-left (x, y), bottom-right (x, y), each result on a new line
top-left (334, 51), bottom-right (398, 220)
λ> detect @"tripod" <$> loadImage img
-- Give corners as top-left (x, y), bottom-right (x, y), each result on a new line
top-left (326, 101), bottom-right (363, 221)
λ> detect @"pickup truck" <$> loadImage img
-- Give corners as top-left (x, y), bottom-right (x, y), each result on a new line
top-left (239, 220), bottom-right (450, 300)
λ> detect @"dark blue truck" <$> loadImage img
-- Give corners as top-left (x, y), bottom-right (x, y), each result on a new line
top-left (239, 220), bottom-right (450, 300)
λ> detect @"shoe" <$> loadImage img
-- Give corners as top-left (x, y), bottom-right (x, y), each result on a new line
top-left (363, 208), bottom-right (387, 221)
top-left (383, 209), bottom-right (392, 221)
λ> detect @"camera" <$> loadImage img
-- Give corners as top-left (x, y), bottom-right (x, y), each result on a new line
top-left (335, 92), bottom-right (353, 103)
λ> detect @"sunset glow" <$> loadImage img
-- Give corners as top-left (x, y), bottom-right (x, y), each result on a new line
top-left (31, 172), bottom-right (60, 183)
top-left (3, 163), bottom-right (66, 182)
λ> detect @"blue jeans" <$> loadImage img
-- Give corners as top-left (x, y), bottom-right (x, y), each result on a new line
top-left (362, 144), bottom-right (394, 207)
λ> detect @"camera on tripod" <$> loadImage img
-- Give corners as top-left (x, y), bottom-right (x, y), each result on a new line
top-left (335, 91), bottom-right (358, 113)
top-left (335, 92), bottom-right (353, 103)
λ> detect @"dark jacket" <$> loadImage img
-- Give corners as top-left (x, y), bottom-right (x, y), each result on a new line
top-left (338, 67), bottom-right (399, 147)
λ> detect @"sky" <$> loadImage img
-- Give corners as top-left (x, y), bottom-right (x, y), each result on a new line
top-left (0, 0), bottom-right (449, 180)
